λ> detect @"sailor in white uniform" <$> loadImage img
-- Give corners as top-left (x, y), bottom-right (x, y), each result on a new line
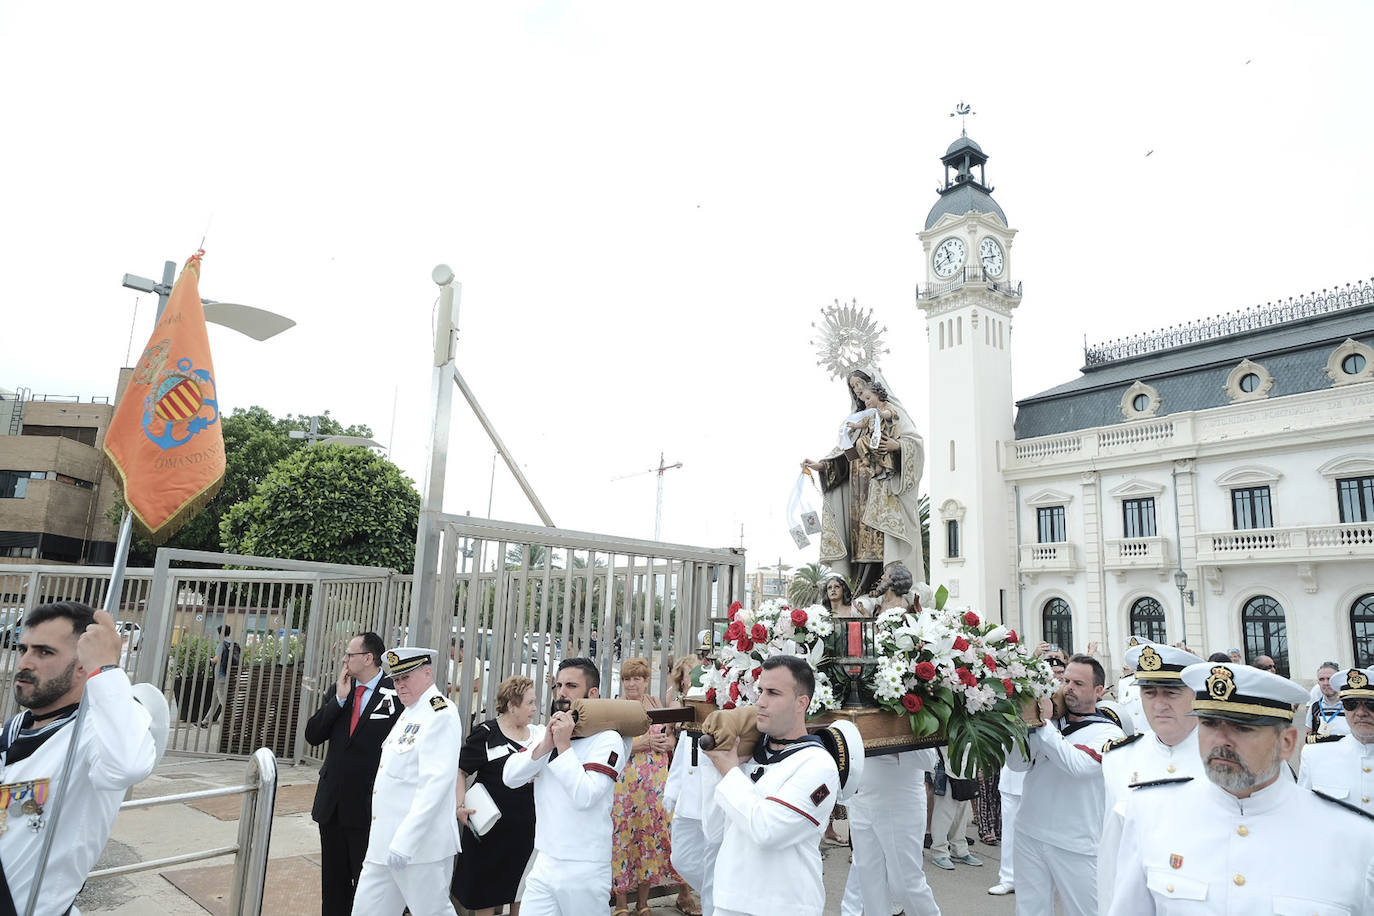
top-left (1297, 666), bottom-right (1374, 815)
top-left (352, 647), bottom-right (462, 916)
top-left (664, 690), bottom-right (723, 916)
top-left (1006, 653), bottom-right (1123, 916)
top-left (503, 657), bottom-right (628, 916)
top-left (844, 748), bottom-right (942, 916)
top-left (2, 602), bottom-right (159, 916)
top-left (1108, 661), bottom-right (1374, 915)
top-left (702, 655), bottom-right (853, 916)
top-left (1096, 641), bottom-right (1203, 914)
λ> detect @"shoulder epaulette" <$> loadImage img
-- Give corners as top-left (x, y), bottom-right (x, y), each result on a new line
top-left (1128, 776), bottom-right (1193, 790)
top-left (430, 695), bottom-right (449, 711)
top-left (1103, 732), bottom-right (1144, 754)
top-left (1313, 790), bottom-right (1374, 822)
top-left (1305, 733), bottom-right (1343, 745)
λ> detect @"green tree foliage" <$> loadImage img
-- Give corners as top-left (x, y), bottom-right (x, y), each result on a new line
top-left (219, 443), bottom-right (420, 571)
top-left (788, 562), bottom-right (830, 607)
top-left (919, 492), bottom-right (930, 578)
top-left (110, 407), bottom-right (374, 564)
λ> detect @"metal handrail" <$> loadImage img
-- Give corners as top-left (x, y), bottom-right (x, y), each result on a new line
top-left (85, 748), bottom-right (278, 916)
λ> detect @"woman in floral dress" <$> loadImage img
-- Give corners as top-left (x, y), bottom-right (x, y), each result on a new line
top-left (611, 656), bottom-right (693, 916)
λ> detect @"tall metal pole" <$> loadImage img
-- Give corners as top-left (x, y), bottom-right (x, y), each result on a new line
top-left (410, 267), bottom-right (459, 657)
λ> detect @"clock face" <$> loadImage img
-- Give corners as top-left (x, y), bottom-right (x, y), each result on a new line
top-left (932, 238), bottom-right (966, 278)
top-left (979, 237), bottom-right (1004, 276)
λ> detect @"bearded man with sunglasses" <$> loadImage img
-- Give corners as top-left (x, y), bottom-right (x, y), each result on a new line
top-left (1298, 666), bottom-right (1374, 815)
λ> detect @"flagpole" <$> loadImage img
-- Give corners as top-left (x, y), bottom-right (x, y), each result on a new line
top-left (23, 510), bottom-right (134, 916)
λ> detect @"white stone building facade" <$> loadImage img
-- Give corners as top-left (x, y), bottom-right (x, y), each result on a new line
top-left (917, 132), bottom-right (1374, 682)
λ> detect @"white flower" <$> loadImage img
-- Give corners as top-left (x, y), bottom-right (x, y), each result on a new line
top-left (736, 607), bottom-right (755, 627)
top-left (985, 625), bottom-right (1008, 644)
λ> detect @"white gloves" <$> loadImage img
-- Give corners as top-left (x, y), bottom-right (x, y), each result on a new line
top-left (387, 849), bottom-right (411, 869)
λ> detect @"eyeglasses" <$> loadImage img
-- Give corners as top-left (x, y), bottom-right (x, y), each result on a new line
top-left (342, 651), bottom-right (370, 659)
top-left (1341, 698), bottom-right (1374, 712)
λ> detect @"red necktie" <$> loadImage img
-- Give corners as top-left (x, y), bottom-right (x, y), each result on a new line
top-left (349, 684), bottom-right (365, 735)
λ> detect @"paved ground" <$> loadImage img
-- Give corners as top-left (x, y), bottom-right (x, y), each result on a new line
top-left (76, 753), bottom-right (1019, 915)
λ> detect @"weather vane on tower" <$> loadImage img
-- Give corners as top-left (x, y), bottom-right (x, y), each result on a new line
top-left (950, 100), bottom-right (976, 136)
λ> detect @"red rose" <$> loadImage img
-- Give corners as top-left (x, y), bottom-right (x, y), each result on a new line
top-left (1002, 678), bottom-right (1015, 697)
top-left (963, 611), bottom-right (980, 627)
top-left (791, 608), bottom-right (808, 626)
top-left (901, 693), bottom-right (923, 713)
top-left (728, 681), bottom-right (740, 701)
top-left (914, 661), bottom-right (938, 681)
top-left (752, 666), bottom-right (763, 681)
top-left (723, 700), bottom-right (736, 710)
top-left (725, 620), bottom-right (745, 641)
top-left (750, 623), bottom-right (768, 643)
top-left (956, 667), bottom-right (977, 687)
top-left (1006, 629), bottom-right (1019, 644)
top-left (705, 687), bottom-right (717, 704)
top-left (736, 637), bottom-right (753, 652)
top-left (952, 636), bottom-right (970, 652)
top-left (728, 601), bottom-right (742, 620)
top-left (983, 654), bottom-right (998, 671)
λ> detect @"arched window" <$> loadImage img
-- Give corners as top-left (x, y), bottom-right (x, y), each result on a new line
top-left (1352, 594), bottom-right (1374, 668)
top-left (1242, 595), bottom-right (1289, 677)
top-left (1043, 598), bottom-right (1073, 653)
top-left (1130, 596), bottom-right (1167, 644)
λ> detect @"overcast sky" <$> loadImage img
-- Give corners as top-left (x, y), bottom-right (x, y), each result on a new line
top-left (2, 2), bottom-right (1370, 577)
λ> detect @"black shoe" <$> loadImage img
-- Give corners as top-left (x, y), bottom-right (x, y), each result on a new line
top-left (923, 833), bottom-right (933, 849)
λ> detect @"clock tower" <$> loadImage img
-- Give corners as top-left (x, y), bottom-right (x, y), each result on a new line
top-left (918, 131), bottom-right (1020, 622)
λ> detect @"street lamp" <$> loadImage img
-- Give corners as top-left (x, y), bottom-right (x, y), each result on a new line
top-left (123, 260), bottom-right (297, 339)
top-left (1173, 568), bottom-right (1194, 646)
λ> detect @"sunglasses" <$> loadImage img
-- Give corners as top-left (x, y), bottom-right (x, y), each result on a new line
top-left (1341, 698), bottom-right (1374, 712)
top-left (1048, 658), bottom-right (1067, 668)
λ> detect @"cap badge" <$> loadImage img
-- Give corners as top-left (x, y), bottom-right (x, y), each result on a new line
top-left (1206, 666), bottom-right (1237, 701)
top-left (1139, 646), bottom-right (1163, 672)
top-left (1348, 669), bottom-right (1370, 690)
top-left (385, 651), bottom-right (400, 667)
top-left (1127, 636), bottom-right (1141, 647)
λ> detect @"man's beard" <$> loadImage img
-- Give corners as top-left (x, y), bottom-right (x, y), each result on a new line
top-left (550, 697), bottom-right (572, 716)
top-left (14, 660), bottom-right (77, 710)
top-left (1205, 742), bottom-right (1282, 792)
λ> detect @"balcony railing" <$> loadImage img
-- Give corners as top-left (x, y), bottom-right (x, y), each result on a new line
top-left (1103, 536), bottom-right (1171, 573)
top-left (1019, 542), bottom-right (1079, 578)
top-left (917, 265), bottom-right (1023, 301)
top-left (1196, 523), bottom-right (1374, 564)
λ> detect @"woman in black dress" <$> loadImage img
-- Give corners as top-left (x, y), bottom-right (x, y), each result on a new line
top-left (452, 675), bottom-right (541, 916)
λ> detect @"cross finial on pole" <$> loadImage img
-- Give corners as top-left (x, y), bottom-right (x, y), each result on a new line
top-left (950, 100), bottom-right (976, 136)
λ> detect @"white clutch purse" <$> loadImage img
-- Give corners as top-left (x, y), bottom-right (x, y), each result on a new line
top-left (464, 782), bottom-right (502, 837)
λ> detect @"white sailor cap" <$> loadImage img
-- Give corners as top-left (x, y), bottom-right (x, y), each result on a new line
top-left (815, 718), bottom-right (865, 802)
top-left (1181, 662), bottom-right (1309, 724)
top-left (1332, 666), bottom-right (1374, 700)
top-left (1124, 641), bottom-right (1203, 685)
top-left (383, 646), bottom-right (437, 676)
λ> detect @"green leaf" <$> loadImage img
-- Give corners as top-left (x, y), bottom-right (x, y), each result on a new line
top-left (935, 585), bottom-right (949, 610)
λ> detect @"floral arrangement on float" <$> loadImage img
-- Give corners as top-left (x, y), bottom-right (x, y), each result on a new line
top-left (868, 583), bottom-right (1059, 774)
top-left (700, 599), bottom-right (841, 716)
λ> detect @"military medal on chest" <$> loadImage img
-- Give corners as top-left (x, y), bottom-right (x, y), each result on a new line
top-left (1, 779), bottom-right (50, 833)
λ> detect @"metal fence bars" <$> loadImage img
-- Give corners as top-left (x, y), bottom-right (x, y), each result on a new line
top-left (85, 748), bottom-right (278, 916)
top-left (131, 549), bottom-right (407, 762)
top-left (417, 515), bottom-right (745, 725)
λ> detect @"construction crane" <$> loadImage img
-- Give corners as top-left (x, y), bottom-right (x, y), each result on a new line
top-left (611, 452), bottom-right (683, 540)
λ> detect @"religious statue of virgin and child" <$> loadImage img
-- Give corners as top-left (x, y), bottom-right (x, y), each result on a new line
top-left (802, 303), bottom-right (925, 597)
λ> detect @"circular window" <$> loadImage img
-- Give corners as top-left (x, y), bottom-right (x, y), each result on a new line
top-left (1239, 372), bottom-right (1261, 392)
top-left (1343, 353), bottom-right (1367, 375)
top-left (1132, 394), bottom-right (1149, 412)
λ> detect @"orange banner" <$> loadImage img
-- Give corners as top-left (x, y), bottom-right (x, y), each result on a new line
top-left (104, 252), bottom-right (225, 543)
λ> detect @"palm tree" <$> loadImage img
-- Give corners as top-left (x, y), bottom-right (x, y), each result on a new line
top-left (788, 562), bottom-right (831, 607)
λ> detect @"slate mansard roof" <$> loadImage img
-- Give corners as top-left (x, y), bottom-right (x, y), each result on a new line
top-left (1013, 285), bottom-right (1374, 440)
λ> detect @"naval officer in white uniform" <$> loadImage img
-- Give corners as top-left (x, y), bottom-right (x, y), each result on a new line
top-left (352, 647), bottom-right (462, 916)
top-left (503, 657), bottom-right (628, 916)
top-left (1298, 666), bottom-right (1374, 815)
top-left (702, 654), bottom-right (855, 916)
top-left (3, 602), bottom-right (159, 916)
top-left (1096, 640), bottom-right (1203, 914)
top-left (1108, 661), bottom-right (1374, 915)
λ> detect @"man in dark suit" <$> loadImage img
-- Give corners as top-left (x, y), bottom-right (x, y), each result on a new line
top-left (305, 631), bottom-right (402, 915)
